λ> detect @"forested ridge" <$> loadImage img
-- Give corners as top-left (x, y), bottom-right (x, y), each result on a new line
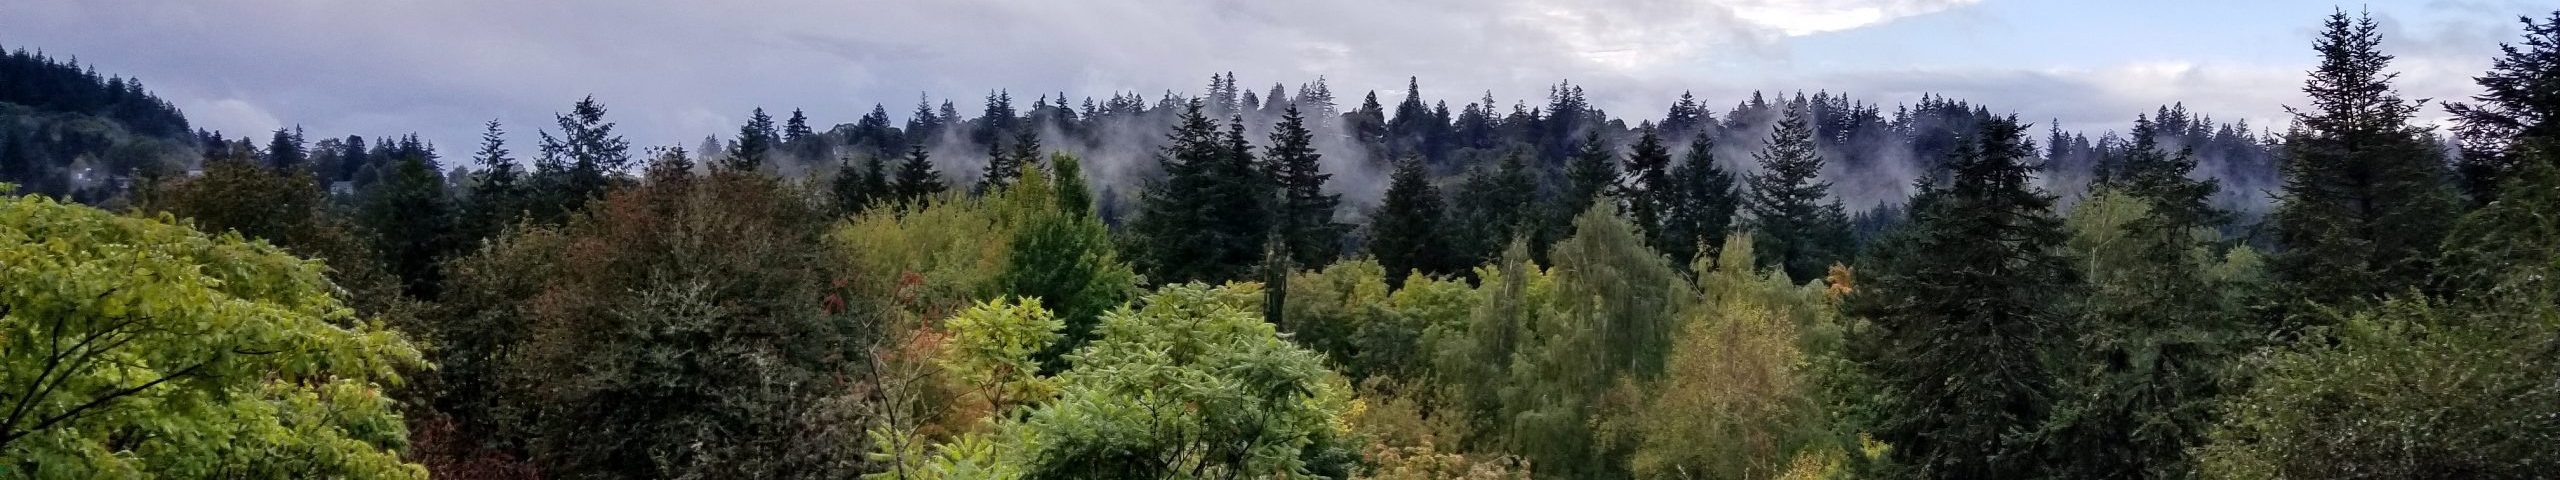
top-left (4, 7), bottom-right (2560, 479)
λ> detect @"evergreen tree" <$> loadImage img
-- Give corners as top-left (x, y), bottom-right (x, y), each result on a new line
top-left (264, 126), bottom-right (306, 171)
top-left (1660, 132), bottom-right (1740, 265)
top-left (1266, 105), bottom-right (1346, 267)
top-left (1049, 152), bottom-right (1095, 215)
top-left (2270, 10), bottom-right (2461, 312)
top-left (1559, 130), bottom-right (1619, 244)
top-left (892, 141), bottom-right (945, 204)
top-left (727, 107), bottom-right (776, 172)
top-left (526, 96), bottom-right (631, 221)
top-left (360, 147), bottom-right (457, 299)
top-left (1745, 107), bottom-right (1853, 282)
top-left (2446, 10), bottom-right (2560, 205)
top-left (782, 108), bottom-right (813, 144)
top-left (462, 119), bottom-right (524, 242)
top-left (2102, 113), bottom-right (2226, 229)
top-left (1129, 101), bottom-right (1269, 284)
top-left (1620, 124), bottom-right (1675, 250)
top-left (1452, 151), bottom-right (1538, 265)
top-left (1371, 158), bottom-right (1451, 282)
top-left (831, 158), bottom-right (872, 215)
top-left (1859, 115), bottom-right (2075, 479)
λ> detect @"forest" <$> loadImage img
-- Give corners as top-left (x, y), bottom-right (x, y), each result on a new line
top-left (3, 7), bottom-right (2559, 479)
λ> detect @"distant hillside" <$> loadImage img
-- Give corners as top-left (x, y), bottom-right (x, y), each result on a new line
top-left (0, 45), bottom-right (196, 203)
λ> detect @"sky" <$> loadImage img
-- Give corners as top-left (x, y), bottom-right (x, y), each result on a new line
top-left (0, 0), bottom-right (2542, 163)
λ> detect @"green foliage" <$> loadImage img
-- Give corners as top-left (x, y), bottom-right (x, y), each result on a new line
top-left (0, 192), bottom-right (424, 478)
top-left (2194, 295), bottom-right (2560, 479)
top-left (138, 151), bottom-right (409, 318)
top-left (1267, 105), bottom-right (1348, 268)
top-left (1372, 158), bottom-right (1455, 282)
top-left (1745, 105), bottom-right (1853, 283)
top-left (2269, 10), bottom-right (2462, 312)
top-left (1131, 101), bottom-right (1271, 285)
top-left (447, 172), bottom-right (865, 478)
top-left (938, 298), bottom-right (1066, 415)
top-left (1449, 152), bottom-right (1537, 267)
top-left (1627, 235), bottom-right (1866, 479)
top-left (893, 142), bottom-right (948, 205)
top-left (1857, 115), bottom-right (2074, 479)
top-left (1493, 202), bottom-right (1688, 478)
top-left (919, 283), bottom-right (1361, 479)
top-left (1658, 131), bottom-right (1739, 266)
top-left (994, 158), bottom-right (1140, 370)
top-left (2043, 188), bottom-right (2260, 479)
top-left (357, 149), bottom-right (457, 299)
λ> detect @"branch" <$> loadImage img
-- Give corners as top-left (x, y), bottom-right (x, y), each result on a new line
top-left (0, 358), bottom-right (213, 451)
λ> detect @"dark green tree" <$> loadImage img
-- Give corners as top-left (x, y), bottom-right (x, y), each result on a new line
top-left (2270, 10), bottom-right (2462, 314)
top-left (892, 141), bottom-right (945, 204)
top-left (1266, 105), bottom-right (1346, 267)
top-left (727, 107), bottom-right (776, 173)
top-left (2446, 10), bottom-right (2560, 204)
top-left (462, 119), bottom-right (525, 242)
top-left (1562, 131), bottom-right (1618, 222)
top-left (1620, 123), bottom-right (1675, 251)
top-left (537, 96), bottom-right (631, 208)
top-left (1858, 115), bottom-right (2075, 479)
top-left (1660, 132), bottom-right (1739, 265)
top-left (1744, 107), bottom-right (1852, 282)
top-left (1129, 101), bottom-right (1269, 284)
top-left (1451, 151), bottom-right (1537, 265)
top-left (360, 147), bottom-right (458, 299)
top-left (1371, 158), bottom-right (1452, 283)
top-left (264, 126), bottom-right (305, 171)
top-left (831, 157), bottom-right (872, 216)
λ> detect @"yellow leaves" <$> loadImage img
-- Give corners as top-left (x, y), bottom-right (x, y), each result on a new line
top-left (1825, 263), bottom-right (1856, 300)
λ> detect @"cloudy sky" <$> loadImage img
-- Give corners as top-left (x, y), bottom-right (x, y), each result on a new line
top-left (2, 0), bottom-right (2541, 162)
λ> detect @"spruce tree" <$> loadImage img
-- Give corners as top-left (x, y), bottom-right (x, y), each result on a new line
top-left (1860, 115), bottom-right (2075, 479)
top-left (1050, 152), bottom-right (1095, 215)
top-left (1660, 132), bottom-right (1739, 265)
top-left (1130, 101), bottom-right (1269, 284)
top-left (265, 126), bottom-right (306, 171)
top-left (1371, 158), bottom-right (1450, 282)
top-left (1452, 151), bottom-right (1538, 265)
top-left (1744, 107), bottom-right (1852, 282)
top-left (2446, 10), bottom-right (2560, 205)
top-left (1266, 105), bottom-right (1346, 267)
top-left (783, 108), bottom-right (814, 143)
top-left (2271, 10), bottom-right (2461, 311)
top-left (728, 107), bottom-right (776, 172)
top-left (360, 148), bottom-right (457, 299)
top-left (1620, 124), bottom-right (1675, 250)
top-left (832, 158), bottom-right (871, 215)
top-left (892, 141), bottom-right (945, 204)
top-left (2102, 113), bottom-right (2225, 229)
top-left (462, 119), bottom-right (523, 241)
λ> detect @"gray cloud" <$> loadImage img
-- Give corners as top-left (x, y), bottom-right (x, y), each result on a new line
top-left (0, 0), bottom-right (2515, 168)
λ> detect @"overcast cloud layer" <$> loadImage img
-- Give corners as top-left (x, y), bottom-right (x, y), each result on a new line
top-left (0, 0), bottom-right (2538, 161)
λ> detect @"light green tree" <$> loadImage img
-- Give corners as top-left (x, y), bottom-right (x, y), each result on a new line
top-left (0, 191), bottom-right (426, 478)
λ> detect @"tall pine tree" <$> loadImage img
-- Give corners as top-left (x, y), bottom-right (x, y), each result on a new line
top-left (728, 107), bottom-right (777, 173)
top-left (2446, 10), bottom-right (2560, 204)
top-left (1660, 131), bottom-right (1739, 265)
top-left (1130, 101), bottom-right (1269, 284)
top-left (1371, 158), bottom-right (1451, 283)
top-left (1744, 107), bottom-right (1852, 282)
top-left (1859, 115), bottom-right (2075, 479)
top-left (1266, 105), bottom-right (1347, 268)
top-left (2270, 10), bottom-right (2461, 312)
top-left (892, 141), bottom-right (945, 204)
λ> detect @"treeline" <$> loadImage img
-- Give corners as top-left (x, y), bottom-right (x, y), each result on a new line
top-left (6, 7), bottom-right (2560, 480)
top-left (0, 45), bottom-right (197, 202)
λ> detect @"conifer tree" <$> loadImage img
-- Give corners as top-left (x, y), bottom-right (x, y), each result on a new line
top-left (1859, 115), bottom-right (2075, 479)
top-left (2446, 10), bottom-right (2560, 205)
top-left (2271, 10), bottom-right (2461, 311)
top-left (1561, 131), bottom-right (1618, 232)
top-left (831, 158), bottom-right (871, 215)
top-left (1049, 152), bottom-right (1094, 215)
top-left (462, 119), bottom-right (523, 241)
top-left (1621, 124), bottom-right (1675, 250)
top-left (1266, 105), bottom-right (1346, 267)
top-left (265, 126), bottom-right (306, 171)
top-left (728, 107), bottom-right (776, 172)
top-left (1130, 101), bottom-right (1269, 284)
top-left (360, 147), bottom-right (457, 299)
top-left (1661, 132), bottom-right (1739, 265)
top-left (1745, 107), bottom-right (1852, 282)
top-left (2103, 113), bottom-right (2225, 229)
top-left (782, 108), bottom-right (813, 144)
top-left (892, 141), bottom-right (944, 204)
top-left (540, 96), bottom-right (631, 205)
top-left (1371, 158), bottom-right (1450, 282)
top-left (1452, 151), bottom-right (1538, 265)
